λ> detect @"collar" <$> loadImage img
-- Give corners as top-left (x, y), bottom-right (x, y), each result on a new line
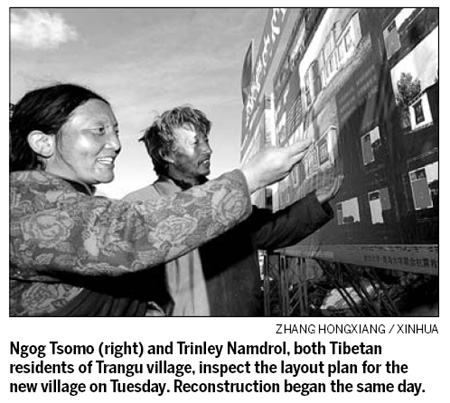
top-left (62, 178), bottom-right (96, 196)
top-left (158, 175), bottom-right (208, 191)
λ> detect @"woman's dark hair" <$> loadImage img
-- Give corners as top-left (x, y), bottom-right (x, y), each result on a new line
top-left (10, 83), bottom-right (109, 171)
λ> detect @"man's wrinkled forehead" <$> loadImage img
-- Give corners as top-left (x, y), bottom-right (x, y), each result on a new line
top-left (175, 122), bottom-right (208, 137)
top-left (172, 125), bottom-right (197, 145)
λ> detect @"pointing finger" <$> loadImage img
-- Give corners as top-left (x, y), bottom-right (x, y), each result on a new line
top-left (287, 139), bottom-right (312, 157)
top-left (287, 139), bottom-right (312, 164)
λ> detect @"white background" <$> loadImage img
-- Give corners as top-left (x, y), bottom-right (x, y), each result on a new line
top-left (3, 1), bottom-right (448, 402)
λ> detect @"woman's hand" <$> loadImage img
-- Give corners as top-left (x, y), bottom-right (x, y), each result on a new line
top-left (241, 140), bottom-right (312, 193)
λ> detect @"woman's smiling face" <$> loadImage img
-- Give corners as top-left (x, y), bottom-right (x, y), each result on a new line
top-left (46, 99), bottom-right (121, 186)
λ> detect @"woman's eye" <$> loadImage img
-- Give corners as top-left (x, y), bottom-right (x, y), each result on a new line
top-left (92, 127), bottom-right (106, 135)
top-left (90, 125), bottom-right (119, 136)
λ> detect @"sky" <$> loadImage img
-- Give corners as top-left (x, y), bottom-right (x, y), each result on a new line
top-left (10, 8), bottom-right (268, 198)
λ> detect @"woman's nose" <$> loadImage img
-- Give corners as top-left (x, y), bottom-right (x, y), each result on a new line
top-left (106, 132), bottom-right (121, 152)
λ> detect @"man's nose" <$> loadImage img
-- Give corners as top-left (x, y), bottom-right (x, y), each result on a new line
top-left (202, 141), bottom-right (212, 156)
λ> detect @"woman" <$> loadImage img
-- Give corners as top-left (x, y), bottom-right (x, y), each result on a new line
top-left (10, 83), bottom-right (310, 316)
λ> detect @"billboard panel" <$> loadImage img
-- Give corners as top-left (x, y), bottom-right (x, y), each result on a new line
top-left (241, 40), bottom-right (253, 105)
top-left (243, 8), bottom-right (290, 137)
top-left (270, 8), bottom-right (438, 274)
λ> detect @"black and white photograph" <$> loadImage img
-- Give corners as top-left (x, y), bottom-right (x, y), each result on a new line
top-left (10, 8), bottom-right (439, 318)
top-left (5, 5), bottom-right (447, 403)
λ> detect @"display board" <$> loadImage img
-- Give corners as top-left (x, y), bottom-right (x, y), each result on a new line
top-left (269, 8), bottom-right (438, 274)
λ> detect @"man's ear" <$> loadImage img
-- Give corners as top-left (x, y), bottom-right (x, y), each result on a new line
top-left (27, 131), bottom-right (55, 158)
top-left (159, 149), bottom-right (174, 164)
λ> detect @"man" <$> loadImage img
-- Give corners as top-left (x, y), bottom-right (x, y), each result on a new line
top-left (124, 106), bottom-right (342, 316)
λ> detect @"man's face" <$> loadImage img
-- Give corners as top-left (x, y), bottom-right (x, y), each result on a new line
top-left (167, 125), bottom-right (212, 183)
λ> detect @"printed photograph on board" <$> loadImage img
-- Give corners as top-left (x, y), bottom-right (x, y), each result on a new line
top-left (10, 8), bottom-right (438, 317)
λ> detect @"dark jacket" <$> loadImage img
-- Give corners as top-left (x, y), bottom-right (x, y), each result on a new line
top-left (200, 193), bottom-right (333, 316)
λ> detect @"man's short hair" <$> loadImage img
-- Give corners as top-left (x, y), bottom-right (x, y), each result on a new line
top-left (140, 105), bottom-right (212, 176)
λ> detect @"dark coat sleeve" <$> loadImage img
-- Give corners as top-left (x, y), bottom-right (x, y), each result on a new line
top-left (250, 192), bottom-right (334, 250)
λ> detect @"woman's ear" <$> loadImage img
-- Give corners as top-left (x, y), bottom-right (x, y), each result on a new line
top-left (27, 131), bottom-right (55, 158)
